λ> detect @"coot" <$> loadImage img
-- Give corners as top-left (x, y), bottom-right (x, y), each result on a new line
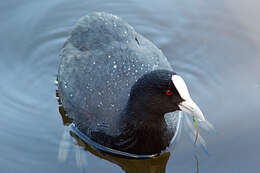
top-left (57, 12), bottom-right (205, 156)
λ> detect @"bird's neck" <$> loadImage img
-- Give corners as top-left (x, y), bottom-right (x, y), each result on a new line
top-left (115, 103), bottom-right (173, 155)
top-left (119, 101), bottom-right (167, 131)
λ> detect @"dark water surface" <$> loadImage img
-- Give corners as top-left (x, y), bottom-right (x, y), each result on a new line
top-left (1, 0), bottom-right (260, 172)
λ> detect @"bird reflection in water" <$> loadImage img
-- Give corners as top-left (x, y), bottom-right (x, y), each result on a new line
top-left (71, 131), bottom-right (171, 173)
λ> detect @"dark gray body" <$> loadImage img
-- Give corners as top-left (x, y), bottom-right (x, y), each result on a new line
top-left (58, 12), bottom-right (179, 154)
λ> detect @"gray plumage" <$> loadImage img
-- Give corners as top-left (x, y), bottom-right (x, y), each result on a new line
top-left (58, 12), bottom-right (179, 155)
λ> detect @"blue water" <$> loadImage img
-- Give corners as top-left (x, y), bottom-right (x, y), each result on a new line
top-left (1, 0), bottom-right (259, 172)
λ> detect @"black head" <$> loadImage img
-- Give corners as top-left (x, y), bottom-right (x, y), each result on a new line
top-left (128, 69), bottom-right (184, 115)
top-left (118, 69), bottom-right (206, 155)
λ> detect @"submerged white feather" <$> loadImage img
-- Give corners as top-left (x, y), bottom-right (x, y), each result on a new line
top-left (58, 127), bottom-right (71, 162)
top-left (183, 113), bottom-right (208, 153)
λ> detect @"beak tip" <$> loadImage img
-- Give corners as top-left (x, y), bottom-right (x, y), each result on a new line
top-left (197, 111), bottom-right (206, 121)
top-left (198, 117), bottom-right (206, 122)
top-left (179, 100), bottom-right (206, 122)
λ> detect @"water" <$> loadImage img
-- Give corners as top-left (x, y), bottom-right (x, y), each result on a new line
top-left (1, 0), bottom-right (260, 172)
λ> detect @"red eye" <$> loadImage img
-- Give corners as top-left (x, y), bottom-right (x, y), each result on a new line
top-left (165, 90), bottom-right (173, 96)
